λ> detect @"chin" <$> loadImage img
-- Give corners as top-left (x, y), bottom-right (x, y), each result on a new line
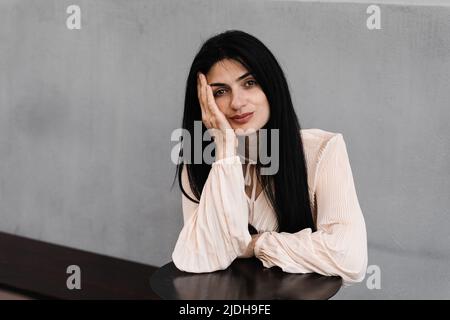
top-left (232, 123), bottom-right (260, 136)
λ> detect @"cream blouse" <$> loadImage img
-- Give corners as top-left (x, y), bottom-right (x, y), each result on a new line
top-left (172, 128), bottom-right (368, 284)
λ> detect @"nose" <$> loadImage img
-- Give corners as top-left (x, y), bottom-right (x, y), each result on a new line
top-left (230, 89), bottom-right (246, 111)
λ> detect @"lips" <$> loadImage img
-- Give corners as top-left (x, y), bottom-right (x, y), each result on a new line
top-left (230, 112), bottom-right (254, 124)
top-left (231, 112), bottom-right (253, 120)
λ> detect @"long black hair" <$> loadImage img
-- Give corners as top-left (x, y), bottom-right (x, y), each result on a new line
top-left (175, 30), bottom-right (315, 233)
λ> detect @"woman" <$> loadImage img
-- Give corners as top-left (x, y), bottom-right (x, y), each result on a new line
top-left (172, 30), bottom-right (367, 284)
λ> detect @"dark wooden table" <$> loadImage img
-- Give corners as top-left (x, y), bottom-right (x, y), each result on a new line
top-left (0, 231), bottom-right (159, 299)
top-left (150, 258), bottom-right (342, 300)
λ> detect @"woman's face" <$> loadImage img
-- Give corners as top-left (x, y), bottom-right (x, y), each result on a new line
top-left (206, 59), bottom-right (270, 134)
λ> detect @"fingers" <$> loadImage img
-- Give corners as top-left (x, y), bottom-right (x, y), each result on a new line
top-left (198, 73), bottom-right (220, 116)
top-left (205, 84), bottom-right (220, 115)
top-left (198, 73), bottom-right (217, 129)
top-left (197, 73), bottom-right (207, 118)
top-left (197, 73), bottom-right (211, 128)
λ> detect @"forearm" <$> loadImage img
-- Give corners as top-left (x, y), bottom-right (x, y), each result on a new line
top-left (212, 128), bottom-right (238, 161)
top-left (173, 155), bottom-right (251, 272)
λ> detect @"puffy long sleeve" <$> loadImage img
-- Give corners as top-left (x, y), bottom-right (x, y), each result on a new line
top-left (172, 156), bottom-right (252, 273)
top-left (254, 134), bottom-right (368, 284)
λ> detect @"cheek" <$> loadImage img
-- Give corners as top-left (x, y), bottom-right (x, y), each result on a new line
top-left (262, 104), bottom-right (270, 119)
top-left (257, 105), bottom-right (270, 124)
top-left (255, 96), bottom-right (270, 125)
top-left (216, 98), bottom-right (230, 114)
top-left (254, 93), bottom-right (270, 114)
top-left (253, 89), bottom-right (267, 103)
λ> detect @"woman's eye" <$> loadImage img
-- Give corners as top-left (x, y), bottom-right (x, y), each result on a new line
top-left (245, 79), bottom-right (257, 87)
top-left (214, 89), bottom-right (226, 97)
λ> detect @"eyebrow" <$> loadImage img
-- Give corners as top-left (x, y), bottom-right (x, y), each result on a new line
top-left (209, 72), bottom-right (253, 87)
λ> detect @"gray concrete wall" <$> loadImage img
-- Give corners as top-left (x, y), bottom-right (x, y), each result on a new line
top-left (1, 0), bottom-right (449, 299)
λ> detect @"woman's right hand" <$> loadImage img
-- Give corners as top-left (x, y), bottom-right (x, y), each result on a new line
top-left (197, 72), bottom-right (232, 132)
top-left (197, 72), bottom-right (237, 160)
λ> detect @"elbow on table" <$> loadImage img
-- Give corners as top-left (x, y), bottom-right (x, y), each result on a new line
top-left (171, 229), bottom-right (251, 273)
top-left (333, 217), bottom-right (368, 284)
top-left (337, 245), bottom-right (368, 285)
top-left (340, 261), bottom-right (367, 285)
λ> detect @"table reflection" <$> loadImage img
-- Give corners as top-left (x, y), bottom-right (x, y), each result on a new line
top-left (150, 258), bottom-right (342, 300)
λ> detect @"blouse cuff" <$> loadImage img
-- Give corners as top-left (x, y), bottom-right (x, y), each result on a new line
top-left (253, 231), bottom-right (271, 257)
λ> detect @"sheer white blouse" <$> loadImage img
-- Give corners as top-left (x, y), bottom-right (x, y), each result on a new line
top-left (172, 128), bottom-right (368, 284)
